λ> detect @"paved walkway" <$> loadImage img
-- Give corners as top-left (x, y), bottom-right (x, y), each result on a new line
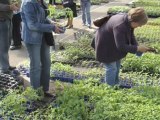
top-left (9, 0), bottom-right (132, 66)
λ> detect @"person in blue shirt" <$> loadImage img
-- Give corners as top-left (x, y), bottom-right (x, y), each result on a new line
top-left (80, 0), bottom-right (91, 28)
top-left (21, 0), bottom-right (62, 97)
top-left (0, 0), bottom-right (19, 74)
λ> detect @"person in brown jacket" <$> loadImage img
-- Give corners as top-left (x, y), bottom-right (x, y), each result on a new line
top-left (95, 7), bottom-right (150, 86)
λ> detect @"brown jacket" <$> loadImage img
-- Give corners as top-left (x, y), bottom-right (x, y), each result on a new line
top-left (95, 13), bottom-right (138, 63)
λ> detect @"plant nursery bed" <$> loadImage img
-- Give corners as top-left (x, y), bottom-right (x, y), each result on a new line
top-left (0, 73), bottom-right (23, 90)
top-left (51, 76), bottom-right (74, 83)
top-left (52, 59), bottom-right (104, 68)
top-left (148, 15), bottom-right (160, 18)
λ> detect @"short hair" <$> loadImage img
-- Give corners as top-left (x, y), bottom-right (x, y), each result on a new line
top-left (128, 7), bottom-right (148, 25)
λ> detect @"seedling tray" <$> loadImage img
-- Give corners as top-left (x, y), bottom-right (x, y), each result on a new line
top-left (0, 73), bottom-right (22, 90)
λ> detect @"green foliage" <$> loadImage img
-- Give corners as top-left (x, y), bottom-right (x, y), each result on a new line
top-left (53, 8), bottom-right (66, 19)
top-left (64, 33), bottom-right (95, 61)
top-left (38, 78), bottom-right (109, 120)
top-left (134, 0), bottom-right (160, 7)
top-left (22, 87), bottom-right (44, 101)
top-left (135, 25), bottom-right (160, 43)
top-left (48, 4), bottom-right (56, 18)
top-left (2, 77), bottom-right (160, 119)
top-left (120, 71), bottom-right (160, 86)
top-left (0, 90), bottom-right (27, 118)
top-left (25, 78), bottom-right (160, 120)
top-left (144, 6), bottom-right (160, 17)
top-left (5, 2), bottom-right (160, 119)
top-left (25, 106), bottom-right (51, 120)
top-left (51, 33), bottom-right (95, 66)
top-left (149, 42), bottom-right (160, 54)
top-left (65, 7), bottom-right (73, 18)
top-left (132, 0), bottom-right (160, 17)
top-left (51, 51), bottom-right (96, 67)
top-left (50, 62), bottom-right (104, 79)
top-left (107, 6), bottom-right (130, 14)
top-left (122, 53), bottom-right (160, 75)
top-left (134, 86), bottom-right (160, 101)
top-left (90, 0), bottom-right (101, 5)
top-left (53, 0), bottom-right (62, 4)
top-left (51, 62), bottom-right (77, 77)
top-left (0, 87), bottom-right (43, 119)
top-left (108, 6), bottom-right (160, 18)
top-left (90, 0), bottom-right (111, 5)
top-left (148, 17), bottom-right (160, 26)
top-left (83, 68), bottom-right (104, 79)
top-left (11, 0), bottom-right (21, 4)
top-left (47, 5), bottom-right (73, 19)
top-left (134, 22), bottom-right (160, 54)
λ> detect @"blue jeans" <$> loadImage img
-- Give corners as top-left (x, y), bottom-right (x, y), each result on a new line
top-left (0, 19), bottom-right (12, 73)
top-left (81, 1), bottom-right (91, 26)
top-left (25, 39), bottom-right (51, 91)
top-left (104, 60), bottom-right (121, 86)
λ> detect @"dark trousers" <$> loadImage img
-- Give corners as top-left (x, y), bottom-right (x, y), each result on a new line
top-left (0, 19), bottom-right (12, 72)
top-left (12, 13), bottom-right (22, 46)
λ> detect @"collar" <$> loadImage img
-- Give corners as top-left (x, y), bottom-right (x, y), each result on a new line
top-left (124, 13), bottom-right (134, 31)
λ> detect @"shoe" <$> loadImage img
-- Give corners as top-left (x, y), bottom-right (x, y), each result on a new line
top-left (119, 84), bottom-right (132, 89)
top-left (10, 45), bottom-right (21, 50)
top-left (44, 92), bottom-right (55, 98)
top-left (66, 25), bottom-right (73, 29)
top-left (83, 23), bottom-right (87, 26)
top-left (88, 25), bottom-right (92, 29)
top-left (9, 66), bottom-right (16, 70)
top-left (65, 24), bottom-right (69, 27)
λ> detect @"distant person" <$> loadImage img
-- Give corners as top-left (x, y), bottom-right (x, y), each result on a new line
top-left (80, 0), bottom-right (91, 28)
top-left (63, 0), bottom-right (77, 29)
top-left (0, 0), bottom-right (19, 74)
top-left (21, 0), bottom-right (62, 97)
top-left (94, 7), bottom-right (151, 86)
top-left (10, 11), bottom-right (22, 50)
top-left (49, 0), bottom-right (77, 29)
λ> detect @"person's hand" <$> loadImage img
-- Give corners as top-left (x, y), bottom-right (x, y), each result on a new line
top-left (137, 45), bottom-right (150, 53)
top-left (54, 25), bottom-right (63, 34)
top-left (50, 21), bottom-right (57, 25)
top-left (147, 47), bottom-right (157, 53)
top-left (10, 3), bottom-right (19, 11)
top-left (51, 22), bottom-right (65, 34)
